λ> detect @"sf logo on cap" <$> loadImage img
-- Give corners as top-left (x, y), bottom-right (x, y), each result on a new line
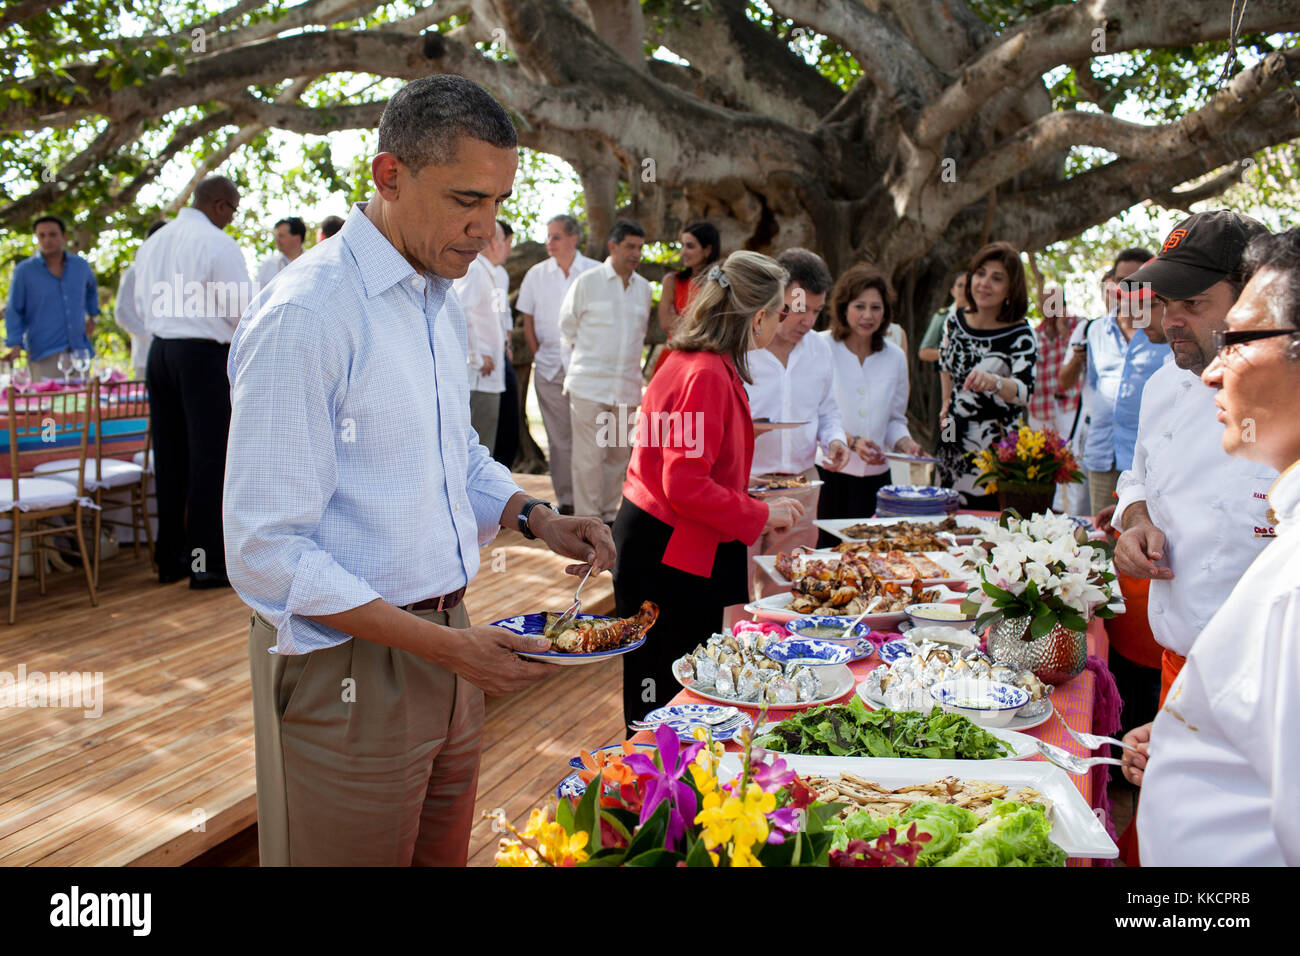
top-left (1162, 229), bottom-right (1188, 252)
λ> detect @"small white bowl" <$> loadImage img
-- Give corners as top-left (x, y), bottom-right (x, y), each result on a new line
top-left (906, 602), bottom-right (979, 629)
top-left (905, 624), bottom-right (980, 649)
top-left (929, 679), bottom-right (1030, 728)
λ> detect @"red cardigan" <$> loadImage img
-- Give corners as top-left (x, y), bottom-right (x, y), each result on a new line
top-left (623, 349), bottom-right (769, 576)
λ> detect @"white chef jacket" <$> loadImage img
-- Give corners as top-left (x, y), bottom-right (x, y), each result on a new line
top-left (516, 252), bottom-right (598, 382)
top-left (132, 207), bottom-right (252, 343)
top-left (1138, 460), bottom-right (1300, 866)
top-left (255, 252), bottom-right (289, 289)
top-left (558, 258), bottom-right (651, 408)
top-left (1114, 363), bottom-right (1277, 656)
top-left (821, 331), bottom-right (911, 477)
top-left (453, 254), bottom-right (505, 393)
top-left (114, 263), bottom-right (151, 376)
top-left (746, 331), bottom-right (848, 476)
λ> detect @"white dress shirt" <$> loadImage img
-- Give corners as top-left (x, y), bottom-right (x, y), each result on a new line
top-left (132, 207), bottom-right (251, 343)
top-left (1139, 461), bottom-right (1300, 866)
top-left (224, 203), bottom-right (522, 655)
top-left (492, 263), bottom-right (511, 337)
top-left (558, 258), bottom-right (652, 407)
top-left (453, 254), bottom-right (505, 393)
top-left (516, 252), bottom-right (598, 381)
top-left (821, 331), bottom-right (911, 477)
top-left (1114, 363), bottom-right (1277, 656)
top-left (114, 263), bottom-right (151, 374)
top-left (1061, 319), bottom-right (1094, 456)
top-left (255, 252), bottom-right (289, 289)
top-left (746, 331), bottom-right (847, 476)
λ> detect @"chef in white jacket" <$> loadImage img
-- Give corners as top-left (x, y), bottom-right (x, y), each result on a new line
top-left (1124, 227), bottom-right (1300, 866)
top-left (1112, 211), bottom-right (1277, 706)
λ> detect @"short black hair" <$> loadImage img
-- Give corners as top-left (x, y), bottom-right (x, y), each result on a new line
top-left (608, 218), bottom-right (645, 245)
top-left (1242, 228), bottom-right (1300, 357)
top-left (146, 220), bottom-right (167, 238)
top-left (34, 215), bottom-right (66, 235)
top-left (319, 215), bottom-right (345, 238)
top-left (275, 216), bottom-right (306, 240)
top-left (1114, 247), bottom-right (1154, 271)
top-left (776, 248), bottom-right (832, 295)
top-left (497, 219), bottom-right (513, 238)
top-left (378, 75), bottom-right (517, 174)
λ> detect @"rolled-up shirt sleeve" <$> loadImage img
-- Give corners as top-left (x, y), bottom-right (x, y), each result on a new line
top-left (224, 302), bottom-right (382, 655)
top-left (816, 370), bottom-right (847, 457)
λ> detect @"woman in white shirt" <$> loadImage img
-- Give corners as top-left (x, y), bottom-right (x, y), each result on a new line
top-left (817, 264), bottom-right (925, 532)
top-left (1122, 227), bottom-right (1300, 865)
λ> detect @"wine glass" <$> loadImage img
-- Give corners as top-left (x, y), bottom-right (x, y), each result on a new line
top-left (57, 353), bottom-right (72, 387)
top-left (72, 348), bottom-right (92, 383)
top-left (12, 363), bottom-right (31, 393)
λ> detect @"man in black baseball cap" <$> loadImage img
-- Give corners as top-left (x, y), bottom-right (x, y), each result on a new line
top-left (1121, 209), bottom-right (1269, 375)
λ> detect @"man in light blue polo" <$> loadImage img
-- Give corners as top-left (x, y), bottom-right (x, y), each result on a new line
top-left (4, 215), bottom-right (98, 380)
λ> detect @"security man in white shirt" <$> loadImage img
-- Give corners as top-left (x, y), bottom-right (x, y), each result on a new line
top-left (254, 216), bottom-right (306, 289)
top-left (132, 175), bottom-right (252, 588)
top-left (115, 219), bottom-right (167, 379)
top-left (1111, 211), bottom-right (1276, 704)
top-left (559, 219), bottom-right (653, 524)
top-left (453, 222), bottom-right (508, 451)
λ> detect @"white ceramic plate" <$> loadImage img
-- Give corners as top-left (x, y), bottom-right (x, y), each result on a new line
top-left (855, 678), bottom-right (1056, 732)
top-left (716, 752), bottom-right (1117, 859)
top-left (748, 478), bottom-right (825, 495)
top-left (753, 720), bottom-right (1038, 760)
top-left (814, 515), bottom-right (995, 546)
top-left (743, 585), bottom-right (965, 628)
top-left (674, 663), bottom-right (855, 710)
top-left (491, 612), bottom-right (647, 666)
top-left (753, 550), bottom-right (971, 589)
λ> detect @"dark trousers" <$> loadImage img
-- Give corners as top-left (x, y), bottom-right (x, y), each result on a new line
top-left (493, 352), bottom-right (520, 469)
top-left (146, 337), bottom-right (231, 580)
top-left (612, 498), bottom-right (748, 728)
top-left (815, 467), bottom-right (890, 547)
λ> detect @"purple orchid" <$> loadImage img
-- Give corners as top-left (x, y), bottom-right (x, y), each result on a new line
top-left (766, 806), bottom-right (800, 844)
top-left (750, 753), bottom-right (796, 794)
top-left (623, 722), bottom-right (704, 849)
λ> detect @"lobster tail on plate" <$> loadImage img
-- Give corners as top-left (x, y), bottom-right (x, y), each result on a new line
top-left (546, 601), bottom-right (659, 653)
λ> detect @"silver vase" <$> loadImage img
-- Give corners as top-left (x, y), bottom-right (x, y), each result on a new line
top-left (987, 615), bottom-right (1087, 685)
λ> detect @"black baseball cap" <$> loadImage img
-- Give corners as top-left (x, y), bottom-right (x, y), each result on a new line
top-left (1121, 210), bottom-right (1269, 299)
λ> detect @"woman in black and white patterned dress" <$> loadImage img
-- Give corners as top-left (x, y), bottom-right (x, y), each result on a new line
top-left (936, 242), bottom-right (1037, 508)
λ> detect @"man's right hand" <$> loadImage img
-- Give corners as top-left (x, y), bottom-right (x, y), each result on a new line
top-left (525, 331), bottom-right (540, 357)
top-left (435, 623), bottom-right (558, 695)
top-left (1115, 521), bottom-right (1174, 579)
top-left (1120, 722), bottom-right (1153, 786)
top-left (763, 496), bottom-right (804, 534)
top-left (480, 353), bottom-right (495, 377)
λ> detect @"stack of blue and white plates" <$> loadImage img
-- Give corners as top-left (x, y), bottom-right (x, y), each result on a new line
top-left (875, 484), bottom-right (961, 517)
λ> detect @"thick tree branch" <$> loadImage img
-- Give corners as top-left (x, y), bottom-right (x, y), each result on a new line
top-left (0, 0), bottom-right (62, 28)
top-left (915, 0), bottom-right (1300, 151)
top-left (0, 117), bottom-right (141, 225)
top-left (578, 0), bottom-right (646, 72)
top-left (218, 91), bottom-right (385, 134)
top-left (1149, 165), bottom-right (1248, 214)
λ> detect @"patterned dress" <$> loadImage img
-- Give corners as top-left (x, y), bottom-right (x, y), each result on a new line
top-left (936, 308), bottom-right (1038, 495)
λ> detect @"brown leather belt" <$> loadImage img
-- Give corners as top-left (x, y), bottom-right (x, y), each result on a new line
top-left (403, 586), bottom-right (466, 613)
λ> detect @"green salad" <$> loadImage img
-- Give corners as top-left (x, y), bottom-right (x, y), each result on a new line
top-left (752, 697), bottom-right (1010, 760)
top-left (827, 800), bottom-right (1067, 867)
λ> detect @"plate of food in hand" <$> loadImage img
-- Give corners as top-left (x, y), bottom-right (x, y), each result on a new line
top-left (672, 629), bottom-right (855, 709)
top-left (815, 515), bottom-right (993, 546)
top-left (752, 418), bottom-right (809, 430)
top-left (492, 601), bottom-right (658, 665)
top-left (748, 473), bottom-right (824, 494)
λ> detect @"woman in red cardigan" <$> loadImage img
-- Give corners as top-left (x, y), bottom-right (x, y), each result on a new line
top-left (613, 251), bottom-right (804, 726)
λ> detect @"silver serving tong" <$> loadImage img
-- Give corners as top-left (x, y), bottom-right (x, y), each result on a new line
top-left (545, 564), bottom-right (595, 638)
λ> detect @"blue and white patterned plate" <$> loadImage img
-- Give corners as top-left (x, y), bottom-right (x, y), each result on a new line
top-left (642, 703), bottom-right (753, 742)
top-left (878, 639), bottom-right (916, 665)
top-left (762, 638), bottom-right (854, 666)
top-left (556, 772), bottom-right (587, 800)
top-left (489, 612), bottom-right (647, 665)
top-left (878, 485), bottom-right (961, 501)
top-left (568, 744), bottom-right (656, 770)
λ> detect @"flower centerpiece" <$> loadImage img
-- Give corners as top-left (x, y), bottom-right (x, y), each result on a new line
top-left (958, 512), bottom-right (1123, 683)
top-left (969, 424), bottom-right (1083, 516)
top-left (492, 722), bottom-right (937, 868)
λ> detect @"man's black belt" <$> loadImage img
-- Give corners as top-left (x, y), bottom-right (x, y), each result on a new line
top-left (403, 586), bottom-right (467, 613)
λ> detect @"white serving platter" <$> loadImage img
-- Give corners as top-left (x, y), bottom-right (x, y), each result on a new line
top-left (744, 585), bottom-right (965, 628)
top-left (814, 515), bottom-right (995, 546)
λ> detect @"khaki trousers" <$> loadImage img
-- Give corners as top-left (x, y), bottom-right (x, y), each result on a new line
top-left (569, 394), bottom-right (635, 523)
top-left (469, 389), bottom-right (500, 453)
top-left (746, 466), bottom-right (822, 599)
top-left (534, 371), bottom-right (574, 508)
top-left (29, 351), bottom-right (70, 382)
top-left (1088, 468), bottom-right (1121, 517)
top-left (248, 604), bottom-right (483, 866)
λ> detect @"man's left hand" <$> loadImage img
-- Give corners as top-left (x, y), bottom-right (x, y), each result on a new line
top-left (824, 439), bottom-right (851, 472)
top-left (534, 510), bottom-right (617, 575)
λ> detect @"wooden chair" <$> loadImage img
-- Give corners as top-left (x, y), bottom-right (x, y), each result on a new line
top-left (1, 385), bottom-right (97, 624)
top-left (34, 380), bottom-right (153, 587)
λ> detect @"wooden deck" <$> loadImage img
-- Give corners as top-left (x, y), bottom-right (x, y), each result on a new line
top-left (0, 474), bottom-right (624, 866)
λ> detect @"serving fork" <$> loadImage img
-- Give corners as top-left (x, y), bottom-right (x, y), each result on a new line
top-left (1062, 722), bottom-right (1140, 754)
top-left (628, 706), bottom-right (741, 734)
top-left (546, 564), bottom-right (595, 637)
top-left (1035, 739), bottom-right (1124, 775)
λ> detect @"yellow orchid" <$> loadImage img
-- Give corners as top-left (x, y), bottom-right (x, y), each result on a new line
top-left (694, 781), bottom-right (775, 866)
top-left (514, 806), bottom-right (591, 866)
top-left (495, 839), bottom-right (540, 867)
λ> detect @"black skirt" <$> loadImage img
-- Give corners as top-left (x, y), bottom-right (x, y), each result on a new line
top-left (814, 467), bottom-right (890, 548)
top-left (612, 497), bottom-right (748, 727)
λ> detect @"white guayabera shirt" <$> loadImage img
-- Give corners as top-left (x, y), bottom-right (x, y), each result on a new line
top-left (746, 331), bottom-right (847, 476)
top-left (516, 252), bottom-right (599, 382)
top-left (1139, 461), bottom-right (1300, 866)
top-left (558, 258), bottom-right (652, 408)
top-left (1113, 363), bottom-right (1277, 656)
top-left (454, 253), bottom-right (505, 394)
top-left (223, 203), bottom-right (522, 655)
top-left (132, 207), bottom-right (252, 343)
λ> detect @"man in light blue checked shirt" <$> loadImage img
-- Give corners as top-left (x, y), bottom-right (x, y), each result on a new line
top-left (224, 76), bottom-right (614, 867)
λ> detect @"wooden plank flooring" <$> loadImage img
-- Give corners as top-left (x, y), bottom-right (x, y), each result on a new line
top-left (0, 474), bottom-right (626, 866)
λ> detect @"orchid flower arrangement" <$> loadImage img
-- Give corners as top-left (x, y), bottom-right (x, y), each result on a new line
top-left (970, 424), bottom-right (1083, 493)
top-left (958, 511), bottom-right (1122, 635)
top-left (492, 721), bottom-right (842, 867)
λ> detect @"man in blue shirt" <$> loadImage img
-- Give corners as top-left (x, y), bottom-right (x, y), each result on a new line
top-left (4, 215), bottom-right (98, 380)
top-left (1083, 250), bottom-right (1169, 515)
